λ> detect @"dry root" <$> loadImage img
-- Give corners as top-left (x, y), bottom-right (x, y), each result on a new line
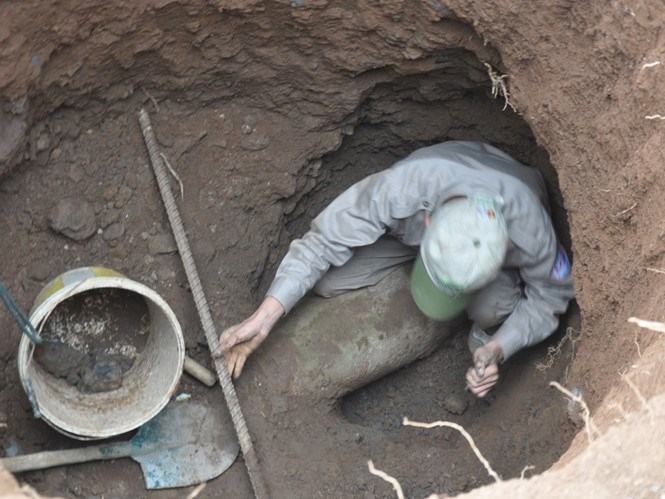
top-left (628, 316), bottom-right (665, 333)
top-left (607, 401), bottom-right (628, 421)
top-left (19, 485), bottom-right (43, 499)
top-left (403, 418), bottom-right (501, 482)
top-left (535, 327), bottom-right (578, 374)
top-left (550, 381), bottom-right (600, 444)
top-left (620, 371), bottom-right (653, 418)
top-left (141, 86), bottom-right (161, 112)
top-left (643, 266), bottom-right (665, 274)
top-left (185, 483), bottom-right (207, 499)
top-left (520, 465), bottom-right (535, 479)
top-left (160, 153), bottom-right (184, 200)
top-left (367, 460), bottom-right (405, 499)
top-left (484, 62), bottom-right (517, 112)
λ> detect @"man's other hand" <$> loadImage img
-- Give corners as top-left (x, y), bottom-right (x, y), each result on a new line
top-left (214, 296), bottom-right (285, 379)
top-left (466, 340), bottom-right (503, 398)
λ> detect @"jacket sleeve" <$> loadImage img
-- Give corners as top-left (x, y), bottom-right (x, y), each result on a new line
top-left (492, 207), bottom-right (575, 361)
top-left (266, 172), bottom-right (397, 314)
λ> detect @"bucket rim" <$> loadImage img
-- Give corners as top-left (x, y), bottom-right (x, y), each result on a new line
top-left (18, 275), bottom-right (185, 439)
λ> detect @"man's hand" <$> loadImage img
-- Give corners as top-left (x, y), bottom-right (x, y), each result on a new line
top-left (466, 340), bottom-right (504, 398)
top-left (214, 296), bottom-right (285, 379)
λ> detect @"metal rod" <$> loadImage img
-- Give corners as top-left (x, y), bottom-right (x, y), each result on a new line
top-left (138, 108), bottom-right (268, 499)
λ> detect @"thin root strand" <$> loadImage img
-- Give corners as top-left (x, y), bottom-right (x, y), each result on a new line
top-left (367, 460), bottom-right (405, 499)
top-left (549, 381), bottom-right (600, 443)
top-left (484, 62), bottom-right (517, 112)
top-left (403, 417), bottom-right (501, 482)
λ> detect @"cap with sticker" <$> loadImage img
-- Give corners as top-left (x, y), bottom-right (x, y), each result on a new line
top-left (410, 196), bottom-right (509, 321)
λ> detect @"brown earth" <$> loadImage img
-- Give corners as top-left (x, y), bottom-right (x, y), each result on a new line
top-left (1, 1), bottom-right (665, 498)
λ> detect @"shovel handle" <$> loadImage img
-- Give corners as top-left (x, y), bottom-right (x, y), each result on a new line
top-left (183, 355), bottom-right (217, 387)
top-left (1, 441), bottom-right (136, 473)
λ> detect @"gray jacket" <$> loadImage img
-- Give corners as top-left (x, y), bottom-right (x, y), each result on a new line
top-left (267, 141), bottom-right (574, 359)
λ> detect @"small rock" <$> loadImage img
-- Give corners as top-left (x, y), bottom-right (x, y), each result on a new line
top-left (67, 163), bottom-right (85, 183)
top-left (103, 184), bottom-right (119, 201)
top-left (148, 234), bottom-right (178, 255)
top-left (50, 147), bottom-right (62, 160)
top-left (99, 208), bottom-right (119, 228)
top-left (102, 221), bottom-right (125, 241)
top-left (443, 393), bottom-right (468, 415)
top-left (48, 198), bottom-right (97, 241)
top-left (123, 172), bottom-right (137, 190)
top-left (114, 185), bottom-right (133, 208)
top-left (0, 115), bottom-right (26, 163)
top-left (109, 244), bottom-right (128, 259)
top-left (271, 395), bottom-right (288, 415)
top-left (36, 133), bottom-right (50, 152)
top-left (156, 130), bottom-right (174, 148)
top-left (29, 262), bottom-right (52, 281)
top-left (88, 481), bottom-right (105, 496)
top-left (239, 133), bottom-right (270, 151)
top-left (242, 114), bottom-right (258, 128)
top-left (156, 267), bottom-right (176, 281)
top-left (84, 159), bottom-right (98, 175)
top-left (10, 96), bottom-right (28, 115)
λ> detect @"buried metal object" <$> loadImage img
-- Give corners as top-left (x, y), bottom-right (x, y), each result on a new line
top-left (0, 399), bottom-right (239, 489)
top-left (255, 265), bottom-right (468, 405)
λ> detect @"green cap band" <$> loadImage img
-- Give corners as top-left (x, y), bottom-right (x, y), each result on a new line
top-left (410, 254), bottom-right (471, 321)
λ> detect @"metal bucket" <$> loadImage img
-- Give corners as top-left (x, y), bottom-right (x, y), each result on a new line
top-left (17, 267), bottom-right (185, 440)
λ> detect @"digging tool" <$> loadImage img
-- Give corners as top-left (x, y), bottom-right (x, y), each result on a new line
top-left (0, 279), bottom-right (92, 407)
top-left (138, 108), bottom-right (268, 498)
top-left (0, 399), bottom-right (239, 489)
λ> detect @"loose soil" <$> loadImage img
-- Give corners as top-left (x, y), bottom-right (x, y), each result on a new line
top-left (35, 288), bottom-right (149, 393)
top-left (1, 1), bottom-right (665, 499)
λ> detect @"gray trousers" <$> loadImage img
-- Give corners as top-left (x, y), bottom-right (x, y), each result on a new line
top-left (313, 235), bottom-right (522, 329)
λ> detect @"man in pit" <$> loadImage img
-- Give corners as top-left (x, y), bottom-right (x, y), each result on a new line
top-left (214, 141), bottom-right (575, 397)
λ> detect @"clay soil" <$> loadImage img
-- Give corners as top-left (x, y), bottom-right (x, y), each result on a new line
top-left (2, 1), bottom-right (665, 499)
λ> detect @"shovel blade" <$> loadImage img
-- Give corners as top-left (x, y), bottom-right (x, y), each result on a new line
top-left (130, 399), bottom-right (239, 489)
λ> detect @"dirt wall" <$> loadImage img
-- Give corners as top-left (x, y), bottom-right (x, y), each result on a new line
top-left (449, 0), bottom-right (665, 412)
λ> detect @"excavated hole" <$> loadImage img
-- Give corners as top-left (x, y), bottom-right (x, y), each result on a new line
top-left (0, 23), bottom-right (583, 499)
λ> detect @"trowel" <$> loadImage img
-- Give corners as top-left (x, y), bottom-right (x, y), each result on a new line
top-left (0, 399), bottom-right (239, 489)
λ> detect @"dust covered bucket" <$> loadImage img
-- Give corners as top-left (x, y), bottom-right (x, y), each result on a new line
top-left (17, 267), bottom-right (185, 440)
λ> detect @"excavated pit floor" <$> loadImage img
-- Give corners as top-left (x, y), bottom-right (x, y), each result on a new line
top-left (0, 94), bottom-right (582, 498)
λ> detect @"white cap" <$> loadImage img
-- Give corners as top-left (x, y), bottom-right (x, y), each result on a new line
top-left (420, 196), bottom-right (509, 294)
